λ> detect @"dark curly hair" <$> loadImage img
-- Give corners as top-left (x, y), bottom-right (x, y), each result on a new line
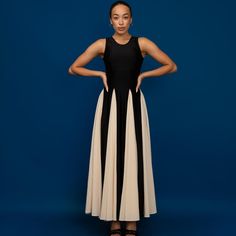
top-left (109, 1), bottom-right (132, 18)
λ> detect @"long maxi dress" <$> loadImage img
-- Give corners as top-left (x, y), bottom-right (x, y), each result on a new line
top-left (85, 35), bottom-right (157, 221)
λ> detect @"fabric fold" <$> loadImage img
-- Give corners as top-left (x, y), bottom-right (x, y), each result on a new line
top-left (140, 90), bottom-right (157, 216)
top-left (119, 89), bottom-right (140, 221)
top-left (85, 89), bottom-right (104, 216)
top-left (100, 89), bottom-right (117, 220)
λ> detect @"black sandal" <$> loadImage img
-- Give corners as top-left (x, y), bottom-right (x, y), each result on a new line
top-left (110, 228), bottom-right (122, 235)
top-left (125, 229), bottom-right (138, 235)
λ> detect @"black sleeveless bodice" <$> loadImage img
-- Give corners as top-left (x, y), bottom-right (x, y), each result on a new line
top-left (103, 35), bottom-right (144, 91)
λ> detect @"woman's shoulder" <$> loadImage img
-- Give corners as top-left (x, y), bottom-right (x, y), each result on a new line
top-left (91, 37), bottom-right (109, 59)
top-left (136, 36), bottom-right (153, 43)
top-left (137, 36), bottom-right (160, 49)
top-left (92, 37), bottom-right (106, 44)
top-left (93, 37), bottom-right (110, 50)
top-left (89, 37), bottom-right (107, 50)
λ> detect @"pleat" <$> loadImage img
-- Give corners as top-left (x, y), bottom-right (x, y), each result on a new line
top-left (85, 89), bottom-right (104, 216)
top-left (119, 90), bottom-right (140, 221)
top-left (100, 89), bottom-right (117, 220)
top-left (140, 90), bottom-right (157, 216)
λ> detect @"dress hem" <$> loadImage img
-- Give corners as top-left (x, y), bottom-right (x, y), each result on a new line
top-left (85, 210), bottom-right (158, 222)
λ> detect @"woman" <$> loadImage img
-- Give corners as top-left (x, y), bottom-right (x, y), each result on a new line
top-left (68, 1), bottom-right (177, 235)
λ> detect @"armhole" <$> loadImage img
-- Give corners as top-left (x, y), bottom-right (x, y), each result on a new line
top-left (102, 37), bottom-right (108, 60)
top-left (136, 36), bottom-right (144, 59)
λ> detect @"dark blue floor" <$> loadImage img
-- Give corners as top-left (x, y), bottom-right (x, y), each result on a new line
top-left (0, 197), bottom-right (235, 236)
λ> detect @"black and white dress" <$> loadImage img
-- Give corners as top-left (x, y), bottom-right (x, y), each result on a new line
top-left (85, 35), bottom-right (157, 221)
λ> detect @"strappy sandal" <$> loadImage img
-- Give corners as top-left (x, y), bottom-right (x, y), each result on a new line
top-left (125, 229), bottom-right (138, 235)
top-left (109, 228), bottom-right (122, 235)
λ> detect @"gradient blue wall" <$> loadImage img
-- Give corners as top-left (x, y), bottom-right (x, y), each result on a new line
top-left (1, 0), bottom-right (235, 235)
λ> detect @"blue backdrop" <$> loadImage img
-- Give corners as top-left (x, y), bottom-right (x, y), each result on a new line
top-left (1, 0), bottom-right (235, 235)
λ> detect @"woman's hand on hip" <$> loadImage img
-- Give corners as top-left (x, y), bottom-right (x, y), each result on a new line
top-left (99, 71), bottom-right (109, 92)
top-left (136, 73), bottom-right (144, 92)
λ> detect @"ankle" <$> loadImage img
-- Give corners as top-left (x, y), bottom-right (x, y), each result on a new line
top-left (111, 220), bottom-right (121, 229)
top-left (126, 221), bottom-right (137, 230)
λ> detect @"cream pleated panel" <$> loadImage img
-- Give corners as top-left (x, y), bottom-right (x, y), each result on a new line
top-left (85, 89), bottom-right (104, 216)
top-left (99, 89), bottom-right (117, 220)
top-left (140, 90), bottom-right (157, 217)
top-left (119, 90), bottom-right (140, 221)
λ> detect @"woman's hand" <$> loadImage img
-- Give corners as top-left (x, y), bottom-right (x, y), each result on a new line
top-left (136, 73), bottom-right (144, 92)
top-left (99, 71), bottom-right (109, 92)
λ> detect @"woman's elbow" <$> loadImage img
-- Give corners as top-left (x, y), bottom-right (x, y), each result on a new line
top-left (172, 63), bottom-right (177, 72)
top-left (68, 66), bottom-right (75, 75)
top-left (169, 63), bottom-right (177, 73)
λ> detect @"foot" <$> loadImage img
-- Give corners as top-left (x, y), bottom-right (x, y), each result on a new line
top-left (125, 221), bottom-right (137, 236)
top-left (110, 221), bottom-right (121, 236)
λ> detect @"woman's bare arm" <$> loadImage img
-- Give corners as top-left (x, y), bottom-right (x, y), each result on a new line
top-left (68, 39), bottom-right (105, 77)
top-left (139, 37), bottom-right (177, 79)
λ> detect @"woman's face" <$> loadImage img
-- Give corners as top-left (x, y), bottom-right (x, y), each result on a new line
top-left (110, 4), bottom-right (132, 34)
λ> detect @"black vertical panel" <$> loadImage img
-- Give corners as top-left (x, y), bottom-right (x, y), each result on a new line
top-left (132, 89), bottom-right (144, 218)
top-left (116, 88), bottom-right (129, 220)
top-left (100, 88), bottom-right (112, 188)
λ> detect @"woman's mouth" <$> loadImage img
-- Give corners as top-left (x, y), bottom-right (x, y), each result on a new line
top-left (118, 27), bottom-right (125, 31)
